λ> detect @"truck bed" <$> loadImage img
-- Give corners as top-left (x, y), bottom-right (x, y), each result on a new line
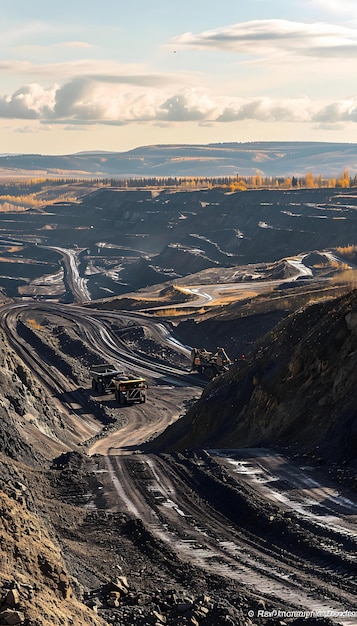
top-left (89, 364), bottom-right (123, 378)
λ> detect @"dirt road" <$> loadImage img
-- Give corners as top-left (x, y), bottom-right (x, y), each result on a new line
top-left (84, 450), bottom-right (356, 625)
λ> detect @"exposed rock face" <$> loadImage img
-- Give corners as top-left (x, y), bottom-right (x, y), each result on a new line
top-left (0, 489), bottom-right (106, 626)
top-left (154, 289), bottom-right (357, 464)
top-left (0, 326), bottom-right (108, 626)
top-left (0, 326), bottom-right (74, 463)
top-left (174, 310), bottom-right (290, 361)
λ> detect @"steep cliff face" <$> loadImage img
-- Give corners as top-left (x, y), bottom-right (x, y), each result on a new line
top-left (154, 289), bottom-right (357, 463)
top-left (0, 329), bottom-right (107, 626)
top-left (0, 478), bottom-right (106, 626)
top-left (0, 329), bottom-right (64, 463)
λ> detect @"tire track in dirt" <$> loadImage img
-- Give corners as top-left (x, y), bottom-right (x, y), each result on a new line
top-left (99, 453), bottom-right (357, 624)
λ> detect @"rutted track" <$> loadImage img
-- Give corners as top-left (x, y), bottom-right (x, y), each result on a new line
top-left (98, 452), bottom-right (357, 624)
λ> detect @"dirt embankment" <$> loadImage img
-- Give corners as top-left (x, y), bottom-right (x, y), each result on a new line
top-left (0, 328), bottom-right (108, 625)
top-left (174, 309), bottom-right (290, 360)
top-left (152, 289), bottom-right (357, 470)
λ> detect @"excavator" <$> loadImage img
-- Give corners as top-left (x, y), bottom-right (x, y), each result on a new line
top-left (190, 347), bottom-right (232, 380)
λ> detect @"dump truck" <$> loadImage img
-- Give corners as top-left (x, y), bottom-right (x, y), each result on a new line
top-left (113, 377), bottom-right (147, 405)
top-left (190, 347), bottom-right (232, 380)
top-left (89, 363), bottom-right (124, 395)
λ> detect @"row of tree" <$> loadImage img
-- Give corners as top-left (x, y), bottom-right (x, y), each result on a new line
top-left (0, 171), bottom-right (356, 197)
top-left (90, 170), bottom-right (357, 190)
top-left (0, 178), bottom-right (82, 195)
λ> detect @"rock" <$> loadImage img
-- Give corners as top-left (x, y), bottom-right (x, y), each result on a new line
top-left (152, 610), bottom-right (166, 623)
top-left (107, 596), bottom-right (120, 608)
top-left (0, 608), bottom-right (25, 625)
top-left (116, 575), bottom-right (129, 588)
top-left (176, 600), bottom-right (194, 613)
top-left (58, 572), bottom-right (70, 599)
top-left (4, 590), bottom-right (19, 608)
top-left (107, 590), bottom-right (121, 608)
top-left (136, 592), bottom-right (152, 605)
top-left (345, 310), bottom-right (357, 333)
top-left (198, 594), bottom-right (211, 605)
top-left (195, 605), bottom-right (209, 617)
top-left (106, 576), bottom-right (129, 595)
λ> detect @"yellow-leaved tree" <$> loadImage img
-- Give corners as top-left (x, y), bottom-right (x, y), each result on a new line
top-left (336, 169), bottom-right (349, 188)
top-left (305, 171), bottom-right (315, 188)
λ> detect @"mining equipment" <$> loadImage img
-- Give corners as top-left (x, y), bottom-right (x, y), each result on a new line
top-left (190, 347), bottom-right (232, 380)
top-left (113, 377), bottom-right (147, 405)
top-left (89, 363), bottom-right (124, 395)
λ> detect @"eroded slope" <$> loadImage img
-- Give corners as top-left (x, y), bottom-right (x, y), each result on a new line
top-left (152, 289), bottom-right (357, 468)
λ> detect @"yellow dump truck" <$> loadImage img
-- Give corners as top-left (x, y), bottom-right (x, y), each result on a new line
top-left (89, 363), bottom-right (124, 395)
top-left (113, 377), bottom-right (147, 405)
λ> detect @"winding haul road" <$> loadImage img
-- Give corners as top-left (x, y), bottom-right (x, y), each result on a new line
top-left (47, 246), bottom-right (91, 302)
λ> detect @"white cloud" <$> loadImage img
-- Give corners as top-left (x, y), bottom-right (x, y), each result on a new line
top-left (15, 124), bottom-right (52, 134)
top-left (0, 61), bottom-right (36, 74)
top-left (0, 84), bottom-right (56, 119)
top-left (159, 90), bottom-right (216, 121)
top-left (308, 0), bottom-right (357, 20)
top-left (1, 80), bottom-right (357, 131)
top-left (216, 97), bottom-right (315, 123)
top-left (88, 74), bottom-right (173, 88)
top-left (172, 19), bottom-right (357, 58)
top-left (313, 99), bottom-right (357, 123)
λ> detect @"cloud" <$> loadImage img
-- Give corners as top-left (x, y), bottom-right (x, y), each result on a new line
top-left (307, 0), bottom-right (357, 20)
top-left (159, 90), bottom-right (216, 121)
top-left (172, 19), bottom-right (357, 58)
top-left (0, 61), bottom-right (35, 74)
top-left (1, 80), bottom-right (357, 129)
top-left (88, 74), bottom-right (172, 88)
top-left (313, 99), bottom-right (357, 123)
top-left (51, 78), bottom-right (94, 120)
top-left (1, 20), bottom-right (58, 45)
top-left (216, 98), bottom-right (314, 123)
top-left (0, 84), bottom-right (56, 119)
top-left (0, 59), bottom-right (169, 81)
top-left (15, 124), bottom-right (52, 134)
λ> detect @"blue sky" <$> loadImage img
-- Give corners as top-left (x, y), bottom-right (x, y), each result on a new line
top-left (1, 0), bottom-right (357, 154)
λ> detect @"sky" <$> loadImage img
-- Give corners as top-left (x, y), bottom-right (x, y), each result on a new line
top-left (1, 0), bottom-right (357, 154)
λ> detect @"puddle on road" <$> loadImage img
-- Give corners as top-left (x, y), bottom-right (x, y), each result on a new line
top-left (224, 456), bottom-right (357, 540)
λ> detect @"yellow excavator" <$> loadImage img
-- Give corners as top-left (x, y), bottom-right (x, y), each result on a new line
top-left (190, 347), bottom-right (232, 380)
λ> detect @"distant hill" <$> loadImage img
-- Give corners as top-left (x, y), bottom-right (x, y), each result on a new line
top-left (1, 142), bottom-right (357, 178)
